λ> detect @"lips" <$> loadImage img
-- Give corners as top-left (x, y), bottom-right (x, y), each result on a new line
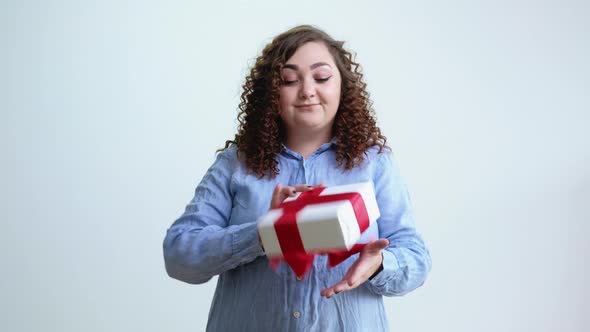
top-left (295, 104), bottom-right (320, 110)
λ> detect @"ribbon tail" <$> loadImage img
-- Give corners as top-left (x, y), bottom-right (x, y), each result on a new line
top-left (327, 244), bottom-right (367, 267)
top-left (283, 253), bottom-right (315, 279)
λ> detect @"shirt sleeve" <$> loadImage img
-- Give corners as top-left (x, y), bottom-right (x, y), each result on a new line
top-left (163, 149), bottom-right (265, 284)
top-left (364, 150), bottom-right (432, 296)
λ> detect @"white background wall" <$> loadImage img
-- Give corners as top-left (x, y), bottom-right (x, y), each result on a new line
top-left (2, 0), bottom-right (589, 331)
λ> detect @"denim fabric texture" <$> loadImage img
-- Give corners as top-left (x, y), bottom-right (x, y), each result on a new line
top-left (163, 141), bottom-right (431, 331)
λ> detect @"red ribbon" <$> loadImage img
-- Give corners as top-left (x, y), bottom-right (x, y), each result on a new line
top-left (269, 187), bottom-right (371, 278)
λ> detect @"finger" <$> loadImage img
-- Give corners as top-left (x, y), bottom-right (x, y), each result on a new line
top-left (320, 282), bottom-right (338, 297)
top-left (333, 280), bottom-right (353, 293)
top-left (293, 184), bottom-right (314, 192)
top-left (321, 279), bottom-right (353, 298)
top-left (270, 183), bottom-right (283, 209)
top-left (320, 287), bottom-right (334, 298)
top-left (281, 184), bottom-right (315, 199)
top-left (281, 186), bottom-right (298, 197)
top-left (272, 183), bottom-right (282, 197)
top-left (320, 283), bottom-right (342, 298)
top-left (321, 279), bottom-right (344, 297)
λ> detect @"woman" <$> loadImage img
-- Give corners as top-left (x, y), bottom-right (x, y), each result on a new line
top-left (163, 25), bottom-right (431, 331)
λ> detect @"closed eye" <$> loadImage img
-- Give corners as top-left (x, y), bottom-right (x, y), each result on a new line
top-left (281, 76), bottom-right (332, 86)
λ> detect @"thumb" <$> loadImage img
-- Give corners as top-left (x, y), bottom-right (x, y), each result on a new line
top-left (270, 183), bottom-right (283, 209)
top-left (364, 239), bottom-right (389, 254)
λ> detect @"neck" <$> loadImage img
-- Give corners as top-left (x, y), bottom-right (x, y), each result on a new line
top-left (284, 128), bottom-right (333, 159)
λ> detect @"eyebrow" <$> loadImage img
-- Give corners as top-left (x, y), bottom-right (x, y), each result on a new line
top-left (282, 62), bottom-right (332, 70)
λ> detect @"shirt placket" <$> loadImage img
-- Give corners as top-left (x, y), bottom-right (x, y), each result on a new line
top-left (290, 157), bottom-right (310, 330)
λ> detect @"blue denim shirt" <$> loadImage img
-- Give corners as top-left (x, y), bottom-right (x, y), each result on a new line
top-left (163, 141), bottom-right (431, 331)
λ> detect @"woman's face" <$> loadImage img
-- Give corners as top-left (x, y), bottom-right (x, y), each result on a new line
top-left (279, 41), bottom-right (342, 136)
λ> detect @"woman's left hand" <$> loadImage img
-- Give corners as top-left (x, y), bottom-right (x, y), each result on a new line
top-left (320, 239), bottom-right (390, 298)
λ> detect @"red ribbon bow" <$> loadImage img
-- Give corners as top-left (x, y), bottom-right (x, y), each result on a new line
top-left (268, 186), bottom-right (371, 278)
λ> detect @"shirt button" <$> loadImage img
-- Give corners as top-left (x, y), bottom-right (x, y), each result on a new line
top-left (293, 311), bottom-right (301, 319)
top-left (296, 276), bottom-right (303, 281)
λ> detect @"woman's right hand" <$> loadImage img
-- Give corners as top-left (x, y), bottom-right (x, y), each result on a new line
top-left (270, 183), bottom-right (317, 209)
top-left (260, 183), bottom-right (315, 250)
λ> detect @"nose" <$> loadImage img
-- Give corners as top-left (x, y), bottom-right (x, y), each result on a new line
top-left (299, 78), bottom-right (316, 99)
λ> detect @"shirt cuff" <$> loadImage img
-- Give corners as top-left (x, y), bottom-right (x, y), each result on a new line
top-left (231, 221), bottom-right (265, 261)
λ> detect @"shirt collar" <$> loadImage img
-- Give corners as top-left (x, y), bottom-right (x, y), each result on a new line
top-left (280, 137), bottom-right (337, 160)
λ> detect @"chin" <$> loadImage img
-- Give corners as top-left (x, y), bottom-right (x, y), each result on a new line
top-left (294, 117), bottom-right (323, 128)
top-left (295, 121), bottom-right (331, 133)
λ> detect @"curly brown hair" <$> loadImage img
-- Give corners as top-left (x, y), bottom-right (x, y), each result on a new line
top-left (221, 25), bottom-right (388, 178)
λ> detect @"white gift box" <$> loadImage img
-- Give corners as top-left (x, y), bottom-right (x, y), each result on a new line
top-left (257, 182), bottom-right (380, 258)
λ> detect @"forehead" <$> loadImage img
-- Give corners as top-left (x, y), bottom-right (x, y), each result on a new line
top-left (284, 41), bottom-right (337, 68)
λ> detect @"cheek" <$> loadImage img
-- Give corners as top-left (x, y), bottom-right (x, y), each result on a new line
top-left (332, 88), bottom-right (342, 104)
top-left (322, 84), bottom-right (341, 107)
top-left (326, 78), bottom-right (341, 100)
top-left (278, 89), bottom-right (291, 111)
